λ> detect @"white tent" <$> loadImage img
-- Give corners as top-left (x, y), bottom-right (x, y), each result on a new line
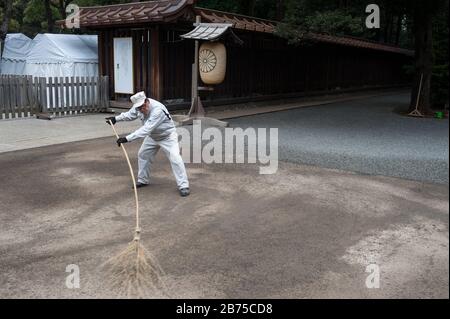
top-left (0, 33), bottom-right (33, 75)
top-left (1, 33), bottom-right (98, 78)
top-left (24, 33), bottom-right (98, 78)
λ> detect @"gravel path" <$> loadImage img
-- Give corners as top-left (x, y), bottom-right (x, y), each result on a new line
top-left (229, 93), bottom-right (449, 184)
top-left (0, 138), bottom-right (448, 298)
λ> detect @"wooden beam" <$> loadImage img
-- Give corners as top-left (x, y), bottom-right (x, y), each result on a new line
top-left (151, 26), bottom-right (162, 100)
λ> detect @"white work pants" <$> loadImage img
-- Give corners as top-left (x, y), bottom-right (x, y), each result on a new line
top-left (137, 132), bottom-right (189, 189)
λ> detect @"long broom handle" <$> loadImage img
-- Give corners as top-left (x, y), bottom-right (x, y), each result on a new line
top-left (109, 121), bottom-right (140, 238)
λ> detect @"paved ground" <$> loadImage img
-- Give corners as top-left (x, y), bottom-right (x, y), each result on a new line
top-left (2, 91), bottom-right (447, 185)
top-left (0, 89), bottom-right (411, 154)
top-left (0, 138), bottom-right (448, 298)
top-left (230, 93), bottom-right (449, 184)
top-left (0, 114), bottom-right (141, 153)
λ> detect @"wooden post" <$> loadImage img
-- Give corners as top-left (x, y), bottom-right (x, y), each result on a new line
top-left (188, 15), bottom-right (206, 118)
top-left (49, 77), bottom-right (54, 114)
top-left (36, 77), bottom-right (52, 120)
top-left (75, 76), bottom-right (81, 113)
top-left (86, 76), bottom-right (91, 112)
top-left (193, 16), bottom-right (200, 101)
top-left (103, 76), bottom-right (110, 108)
top-left (59, 76), bottom-right (65, 115)
top-left (10, 75), bottom-right (16, 118)
top-left (54, 77), bottom-right (60, 116)
top-left (151, 26), bottom-right (162, 100)
top-left (177, 17), bottom-right (228, 127)
top-left (80, 76), bottom-right (86, 111)
top-left (26, 76), bottom-right (32, 116)
top-left (65, 76), bottom-right (70, 115)
top-left (15, 76), bottom-right (21, 118)
top-left (98, 31), bottom-right (104, 76)
top-left (70, 76), bottom-right (76, 114)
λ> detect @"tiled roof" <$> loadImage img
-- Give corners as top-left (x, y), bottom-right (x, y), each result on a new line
top-left (180, 23), bottom-right (244, 45)
top-left (195, 7), bottom-right (276, 33)
top-left (62, 0), bottom-right (413, 56)
top-left (305, 33), bottom-right (414, 56)
top-left (72, 0), bottom-right (194, 27)
top-left (180, 23), bottom-right (233, 41)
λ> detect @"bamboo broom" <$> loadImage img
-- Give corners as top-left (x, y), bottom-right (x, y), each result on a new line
top-left (101, 120), bottom-right (168, 298)
top-left (408, 73), bottom-right (424, 117)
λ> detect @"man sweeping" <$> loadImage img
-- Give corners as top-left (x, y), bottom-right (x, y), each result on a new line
top-left (106, 92), bottom-right (190, 197)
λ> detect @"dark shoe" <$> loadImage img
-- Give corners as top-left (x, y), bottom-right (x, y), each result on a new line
top-left (133, 182), bottom-right (148, 189)
top-left (179, 188), bottom-right (190, 197)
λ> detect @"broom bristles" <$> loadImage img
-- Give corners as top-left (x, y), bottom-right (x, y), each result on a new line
top-left (100, 240), bottom-right (170, 298)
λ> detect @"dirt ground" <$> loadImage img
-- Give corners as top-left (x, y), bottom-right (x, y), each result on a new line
top-left (0, 137), bottom-right (448, 298)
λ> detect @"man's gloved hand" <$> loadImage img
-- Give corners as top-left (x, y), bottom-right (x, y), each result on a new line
top-left (106, 117), bottom-right (116, 125)
top-left (116, 137), bottom-right (128, 147)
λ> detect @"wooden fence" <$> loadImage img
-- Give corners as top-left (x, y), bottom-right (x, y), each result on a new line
top-left (0, 75), bottom-right (110, 119)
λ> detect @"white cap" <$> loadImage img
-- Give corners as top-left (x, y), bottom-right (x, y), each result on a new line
top-left (130, 91), bottom-right (147, 110)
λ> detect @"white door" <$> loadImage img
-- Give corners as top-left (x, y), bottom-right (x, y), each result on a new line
top-left (113, 37), bottom-right (134, 94)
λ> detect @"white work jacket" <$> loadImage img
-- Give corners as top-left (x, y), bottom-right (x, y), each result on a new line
top-left (115, 99), bottom-right (176, 142)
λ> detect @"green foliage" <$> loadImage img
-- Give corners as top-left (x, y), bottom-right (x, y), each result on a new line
top-left (276, 0), bottom-right (413, 44)
top-left (276, 0), bottom-right (448, 109)
top-left (22, 0), bottom-right (60, 35)
top-left (303, 10), bottom-right (364, 36)
top-left (197, 0), bottom-right (279, 20)
top-left (75, 0), bottom-right (129, 6)
top-left (2, 0), bottom-right (130, 36)
top-left (276, 1), bottom-right (368, 44)
top-left (432, 65), bottom-right (449, 108)
top-left (196, 0), bottom-right (241, 13)
top-left (22, 0), bottom-right (45, 26)
top-left (8, 18), bottom-right (20, 32)
top-left (276, 0), bottom-right (367, 43)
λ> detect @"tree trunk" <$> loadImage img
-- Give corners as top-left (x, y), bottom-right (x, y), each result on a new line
top-left (0, 0), bottom-right (13, 43)
top-left (58, 0), bottom-right (66, 20)
top-left (409, 4), bottom-right (434, 114)
top-left (384, 10), bottom-right (392, 43)
top-left (276, 0), bottom-right (285, 21)
top-left (395, 15), bottom-right (402, 45)
top-left (388, 14), bottom-right (395, 43)
top-left (44, 0), bottom-right (54, 33)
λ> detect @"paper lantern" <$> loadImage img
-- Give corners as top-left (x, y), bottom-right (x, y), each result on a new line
top-left (199, 42), bottom-right (226, 85)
